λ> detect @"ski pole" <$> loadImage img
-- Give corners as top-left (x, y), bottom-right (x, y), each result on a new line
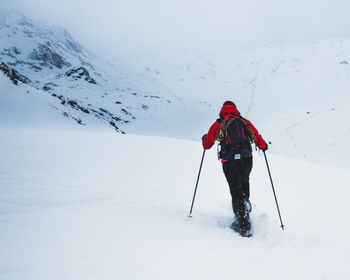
top-left (263, 151), bottom-right (285, 230)
top-left (188, 149), bottom-right (206, 218)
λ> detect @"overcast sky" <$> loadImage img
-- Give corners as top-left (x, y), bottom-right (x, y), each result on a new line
top-left (2, 0), bottom-right (350, 58)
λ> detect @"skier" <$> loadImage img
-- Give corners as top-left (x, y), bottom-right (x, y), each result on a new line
top-left (202, 101), bottom-right (268, 237)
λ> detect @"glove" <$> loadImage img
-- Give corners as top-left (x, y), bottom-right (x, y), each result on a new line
top-left (261, 143), bottom-right (268, 151)
top-left (202, 134), bottom-right (207, 140)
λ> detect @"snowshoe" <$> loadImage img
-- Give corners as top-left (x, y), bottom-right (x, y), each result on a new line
top-left (231, 216), bottom-right (252, 238)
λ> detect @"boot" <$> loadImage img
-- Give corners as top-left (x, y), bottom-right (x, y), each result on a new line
top-left (231, 214), bottom-right (251, 237)
top-left (231, 198), bottom-right (252, 237)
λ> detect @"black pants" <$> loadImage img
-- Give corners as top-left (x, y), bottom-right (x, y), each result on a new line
top-left (222, 157), bottom-right (253, 217)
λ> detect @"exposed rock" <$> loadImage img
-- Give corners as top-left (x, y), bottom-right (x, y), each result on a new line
top-left (42, 82), bottom-right (58, 91)
top-left (72, 117), bottom-right (85, 125)
top-left (0, 62), bottom-right (31, 85)
top-left (67, 100), bottom-right (90, 114)
top-left (112, 116), bottom-right (121, 122)
top-left (65, 67), bottom-right (96, 84)
top-left (28, 42), bottom-right (71, 69)
top-left (99, 108), bottom-right (109, 114)
top-left (1, 47), bottom-right (21, 58)
top-left (121, 108), bottom-right (131, 115)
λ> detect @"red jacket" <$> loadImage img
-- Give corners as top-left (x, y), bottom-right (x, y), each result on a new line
top-left (202, 103), bottom-right (267, 152)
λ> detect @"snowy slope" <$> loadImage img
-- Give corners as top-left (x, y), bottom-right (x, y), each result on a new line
top-left (122, 42), bottom-right (350, 167)
top-left (0, 75), bottom-right (103, 129)
top-left (1, 11), bottom-right (350, 167)
top-left (0, 127), bottom-right (349, 280)
top-left (0, 11), bottom-right (213, 138)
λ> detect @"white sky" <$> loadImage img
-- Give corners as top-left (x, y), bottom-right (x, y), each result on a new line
top-left (2, 0), bottom-right (350, 57)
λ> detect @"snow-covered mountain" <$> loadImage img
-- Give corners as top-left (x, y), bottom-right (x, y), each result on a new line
top-left (0, 11), bottom-right (213, 138)
top-left (1, 11), bottom-right (350, 167)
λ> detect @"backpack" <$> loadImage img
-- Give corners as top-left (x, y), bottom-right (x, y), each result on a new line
top-left (215, 116), bottom-right (254, 160)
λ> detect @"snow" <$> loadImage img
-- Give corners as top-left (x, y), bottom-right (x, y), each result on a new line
top-left (121, 40), bottom-right (350, 167)
top-left (0, 11), bottom-right (215, 139)
top-left (0, 75), bottom-right (110, 130)
top-left (1, 10), bottom-right (350, 280)
top-left (2, 11), bottom-right (350, 168)
top-left (1, 127), bottom-right (349, 280)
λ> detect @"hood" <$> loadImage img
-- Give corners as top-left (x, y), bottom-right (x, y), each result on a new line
top-left (219, 104), bottom-right (241, 118)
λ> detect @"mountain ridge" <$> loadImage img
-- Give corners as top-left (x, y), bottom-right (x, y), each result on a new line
top-left (0, 10), bottom-right (213, 137)
top-left (1, 11), bottom-right (350, 167)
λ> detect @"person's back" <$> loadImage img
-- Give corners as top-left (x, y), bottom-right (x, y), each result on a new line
top-left (202, 101), bottom-right (268, 237)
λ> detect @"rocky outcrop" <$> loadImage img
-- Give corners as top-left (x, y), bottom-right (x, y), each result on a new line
top-left (0, 62), bottom-right (31, 85)
top-left (65, 67), bottom-right (96, 84)
top-left (28, 42), bottom-right (71, 69)
top-left (51, 93), bottom-right (126, 133)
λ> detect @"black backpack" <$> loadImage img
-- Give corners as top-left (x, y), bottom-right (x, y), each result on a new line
top-left (216, 117), bottom-right (253, 160)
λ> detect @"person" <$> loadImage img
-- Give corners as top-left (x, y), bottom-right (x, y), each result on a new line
top-left (202, 101), bottom-right (268, 236)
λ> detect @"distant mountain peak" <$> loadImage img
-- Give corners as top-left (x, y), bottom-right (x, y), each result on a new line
top-left (0, 10), bottom-right (89, 74)
top-left (0, 10), bottom-right (32, 25)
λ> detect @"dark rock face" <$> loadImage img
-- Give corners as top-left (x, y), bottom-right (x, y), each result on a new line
top-left (50, 93), bottom-right (126, 133)
top-left (28, 42), bottom-right (71, 69)
top-left (1, 47), bottom-right (21, 58)
top-left (42, 82), bottom-right (58, 91)
top-left (0, 62), bottom-right (31, 85)
top-left (67, 100), bottom-right (90, 114)
top-left (65, 67), bottom-right (96, 84)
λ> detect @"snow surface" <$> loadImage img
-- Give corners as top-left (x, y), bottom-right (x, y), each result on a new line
top-left (1, 127), bottom-right (349, 280)
top-left (1, 10), bottom-right (350, 280)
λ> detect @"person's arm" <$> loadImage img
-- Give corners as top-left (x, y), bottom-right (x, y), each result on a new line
top-left (202, 121), bottom-right (220, 150)
top-left (244, 118), bottom-right (267, 150)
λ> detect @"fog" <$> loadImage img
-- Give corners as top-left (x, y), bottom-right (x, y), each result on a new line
top-left (2, 0), bottom-right (350, 58)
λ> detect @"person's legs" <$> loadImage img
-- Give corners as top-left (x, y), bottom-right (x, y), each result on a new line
top-left (241, 156), bottom-right (253, 215)
top-left (223, 157), bottom-right (253, 235)
top-left (222, 160), bottom-right (246, 217)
